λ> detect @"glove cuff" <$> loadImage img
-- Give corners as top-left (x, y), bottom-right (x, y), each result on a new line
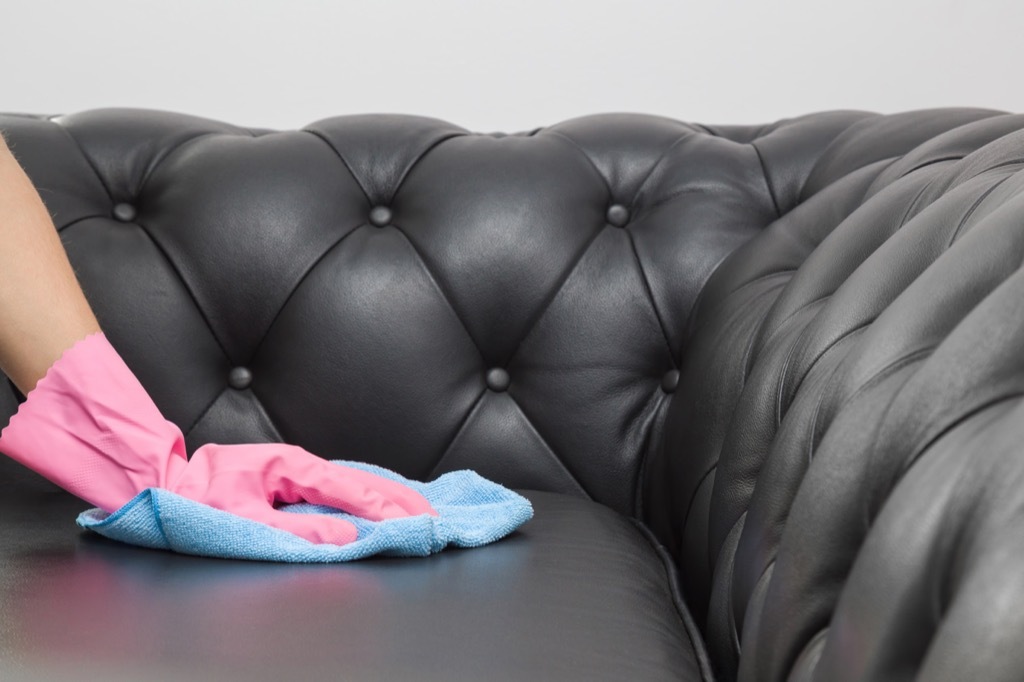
top-left (0, 331), bottom-right (188, 512)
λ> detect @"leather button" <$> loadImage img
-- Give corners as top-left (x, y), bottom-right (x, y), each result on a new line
top-left (112, 203), bottom-right (137, 222)
top-left (606, 204), bottom-right (629, 227)
top-left (228, 366), bottom-right (253, 390)
top-left (369, 205), bottom-right (392, 227)
top-left (486, 367), bottom-right (510, 392)
top-left (661, 369), bottom-right (679, 393)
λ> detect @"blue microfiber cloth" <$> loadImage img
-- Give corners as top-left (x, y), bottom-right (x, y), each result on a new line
top-left (75, 460), bottom-right (534, 562)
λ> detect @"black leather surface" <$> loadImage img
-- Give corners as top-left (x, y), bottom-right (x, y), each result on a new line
top-left (0, 107), bottom-right (778, 523)
top-left (650, 107), bottom-right (1024, 681)
top-left (0, 456), bottom-right (707, 682)
top-left (7, 106), bottom-right (1024, 680)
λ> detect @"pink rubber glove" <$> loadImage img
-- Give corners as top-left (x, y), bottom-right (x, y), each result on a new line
top-left (0, 331), bottom-right (438, 545)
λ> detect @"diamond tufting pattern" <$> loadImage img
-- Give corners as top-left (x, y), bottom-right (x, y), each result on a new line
top-left (0, 107), bottom-right (777, 523)
top-left (9, 106), bottom-right (1024, 680)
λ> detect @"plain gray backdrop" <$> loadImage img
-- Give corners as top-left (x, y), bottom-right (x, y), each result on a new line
top-left (3, 0), bottom-right (1020, 131)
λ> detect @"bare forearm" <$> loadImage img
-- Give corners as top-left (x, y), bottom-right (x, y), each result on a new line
top-left (0, 133), bottom-right (102, 396)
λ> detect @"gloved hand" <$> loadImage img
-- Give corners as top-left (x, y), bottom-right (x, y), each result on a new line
top-left (0, 331), bottom-right (438, 545)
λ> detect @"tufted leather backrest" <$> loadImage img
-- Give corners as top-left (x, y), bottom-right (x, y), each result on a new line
top-left (5, 106), bottom-right (1024, 681)
top-left (0, 107), bottom-right (781, 522)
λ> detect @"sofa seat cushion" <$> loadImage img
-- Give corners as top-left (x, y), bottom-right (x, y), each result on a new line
top-left (0, 460), bottom-right (709, 681)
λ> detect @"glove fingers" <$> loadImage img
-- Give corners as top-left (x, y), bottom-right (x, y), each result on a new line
top-left (255, 507), bottom-right (360, 546)
top-left (318, 468), bottom-right (437, 520)
top-left (278, 450), bottom-right (438, 520)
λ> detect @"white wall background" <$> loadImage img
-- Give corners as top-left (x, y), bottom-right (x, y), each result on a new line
top-left (3, 0), bottom-right (1022, 132)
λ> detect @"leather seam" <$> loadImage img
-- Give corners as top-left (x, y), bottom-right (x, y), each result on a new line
top-left (302, 128), bottom-right (465, 206)
top-left (387, 220), bottom-right (487, 368)
top-left (303, 128), bottom-right (373, 204)
top-left (691, 122), bottom-right (717, 137)
top-left (137, 130), bottom-right (250, 198)
top-left (498, 130), bottom-right (614, 369)
top-left (686, 269), bottom-right (792, 341)
top-left (741, 338), bottom-right (919, 640)
top-left (633, 388), bottom-right (672, 520)
top-left (678, 462), bottom-right (718, 563)
top-left (623, 225), bottom-right (677, 367)
top-left (743, 289), bottom-right (826, 381)
top-left (787, 323), bottom-right (872, 409)
top-left (900, 391), bottom-right (1024, 484)
top-left (932, 401), bottom-right (1022, 623)
top-left (422, 385), bottom-right (489, 481)
top-left (509, 398), bottom-right (594, 501)
top-left (895, 177), bottom-right (934, 231)
top-left (944, 172), bottom-right (1012, 248)
top-left (797, 113), bottom-right (885, 204)
top-left (247, 219), bottom-right (366, 361)
top-left (542, 129), bottom-right (614, 200)
top-left (632, 130), bottom-right (700, 206)
top-left (630, 517), bottom-right (717, 682)
top-left (386, 132), bottom-right (467, 204)
top-left (541, 130), bottom-right (680, 373)
top-left (752, 141), bottom-right (782, 219)
top-left (899, 155), bottom-right (964, 179)
top-left (50, 121), bottom-right (115, 204)
top-left (503, 222), bottom-right (607, 368)
top-left (125, 218), bottom-right (234, 366)
top-left (771, 297), bottom-right (830, 426)
top-left (182, 386), bottom-right (228, 443)
top-left (56, 213), bottom-right (105, 234)
top-left (245, 385), bottom-right (286, 444)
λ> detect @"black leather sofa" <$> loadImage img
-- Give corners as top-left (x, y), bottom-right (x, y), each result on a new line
top-left (1, 106), bottom-right (1022, 681)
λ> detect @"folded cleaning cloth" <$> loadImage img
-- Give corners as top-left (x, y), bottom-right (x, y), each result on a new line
top-left (76, 460), bottom-right (534, 562)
